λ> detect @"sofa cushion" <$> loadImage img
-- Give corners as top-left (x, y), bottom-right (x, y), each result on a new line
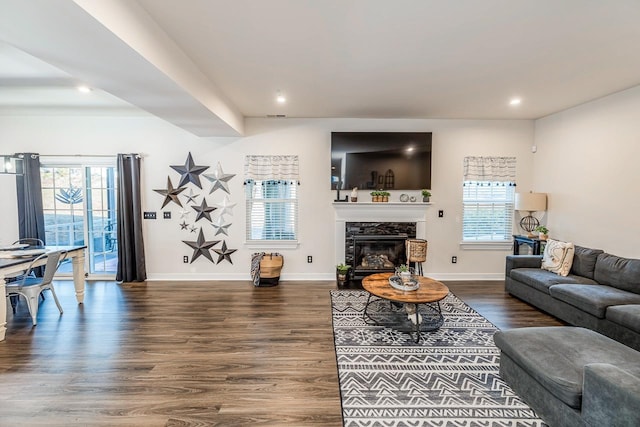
top-left (541, 239), bottom-right (575, 276)
top-left (494, 327), bottom-right (640, 409)
top-left (594, 253), bottom-right (640, 294)
top-left (606, 305), bottom-right (640, 334)
top-left (549, 284), bottom-right (640, 318)
top-left (570, 245), bottom-right (604, 279)
top-left (510, 268), bottom-right (598, 295)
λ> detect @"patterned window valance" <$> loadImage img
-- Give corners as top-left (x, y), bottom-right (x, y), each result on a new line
top-left (244, 155), bottom-right (299, 182)
top-left (463, 156), bottom-right (516, 183)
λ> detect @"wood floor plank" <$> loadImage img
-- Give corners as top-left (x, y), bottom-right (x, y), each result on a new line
top-left (0, 278), bottom-right (562, 425)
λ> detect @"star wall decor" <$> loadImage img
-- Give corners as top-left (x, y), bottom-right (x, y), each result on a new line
top-left (211, 216), bottom-right (231, 236)
top-left (189, 225), bottom-right (198, 233)
top-left (153, 176), bottom-right (185, 208)
top-left (213, 240), bottom-right (237, 264)
top-left (171, 152), bottom-right (209, 188)
top-left (181, 188), bottom-right (199, 205)
top-left (191, 198), bottom-right (217, 222)
top-left (182, 228), bottom-right (220, 264)
top-left (179, 221), bottom-right (189, 230)
top-left (179, 209), bottom-right (191, 219)
top-left (204, 162), bottom-right (236, 194)
top-left (214, 195), bottom-right (236, 218)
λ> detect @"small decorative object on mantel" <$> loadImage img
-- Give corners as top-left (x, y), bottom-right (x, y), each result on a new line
top-left (421, 189), bottom-right (431, 202)
top-left (370, 191), bottom-right (390, 202)
top-left (350, 187), bottom-right (358, 202)
top-left (399, 193), bottom-right (409, 202)
top-left (535, 225), bottom-right (549, 240)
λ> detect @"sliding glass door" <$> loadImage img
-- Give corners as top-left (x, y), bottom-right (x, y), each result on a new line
top-left (40, 158), bottom-right (117, 277)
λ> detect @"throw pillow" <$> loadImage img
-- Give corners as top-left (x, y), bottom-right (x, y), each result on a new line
top-left (541, 239), bottom-right (575, 276)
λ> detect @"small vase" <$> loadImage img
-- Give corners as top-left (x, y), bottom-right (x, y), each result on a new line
top-left (382, 196), bottom-right (389, 202)
top-left (423, 196), bottom-right (430, 202)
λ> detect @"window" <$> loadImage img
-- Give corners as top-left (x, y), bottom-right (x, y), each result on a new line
top-left (245, 180), bottom-right (298, 241)
top-left (462, 156), bottom-right (516, 243)
top-left (462, 181), bottom-right (515, 241)
top-left (244, 155), bottom-right (300, 244)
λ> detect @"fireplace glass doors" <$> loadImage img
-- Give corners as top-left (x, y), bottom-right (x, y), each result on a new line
top-left (351, 234), bottom-right (408, 279)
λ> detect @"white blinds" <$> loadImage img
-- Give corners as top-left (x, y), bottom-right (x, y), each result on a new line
top-left (462, 156), bottom-right (516, 242)
top-left (245, 180), bottom-right (298, 241)
top-left (244, 155), bottom-right (299, 242)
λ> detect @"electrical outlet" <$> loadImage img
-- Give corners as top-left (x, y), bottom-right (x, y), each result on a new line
top-left (143, 211), bottom-right (157, 219)
top-left (307, 256), bottom-right (313, 263)
top-left (183, 256), bottom-right (189, 263)
top-left (452, 256), bottom-right (457, 264)
top-left (438, 210), bottom-right (444, 218)
top-left (163, 211), bottom-right (171, 219)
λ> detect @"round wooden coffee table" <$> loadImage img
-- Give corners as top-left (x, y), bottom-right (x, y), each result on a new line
top-left (361, 272), bottom-right (449, 342)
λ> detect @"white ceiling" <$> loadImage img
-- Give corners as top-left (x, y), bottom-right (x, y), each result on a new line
top-left (1, 0), bottom-right (639, 137)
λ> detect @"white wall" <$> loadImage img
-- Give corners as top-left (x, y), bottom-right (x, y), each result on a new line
top-left (0, 114), bottom-right (535, 280)
top-left (534, 85), bottom-right (640, 258)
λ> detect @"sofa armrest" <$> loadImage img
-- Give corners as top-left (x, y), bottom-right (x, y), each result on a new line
top-left (583, 363), bottom-right (640, 427)
top-left (505, 255), bottom-right (542, 277)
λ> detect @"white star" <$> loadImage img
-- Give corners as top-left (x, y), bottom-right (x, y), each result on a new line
top-left (203, 162), bottom-right (235, 195)
top-left (211, 216), bottom-right (232, 236)
top-left (179, 209), bottom-right (191, 219)
top-left (214, 195), bottom-right (236, 219)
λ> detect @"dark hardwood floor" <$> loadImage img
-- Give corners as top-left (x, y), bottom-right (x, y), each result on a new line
top-left (0, 279), bottom-right (563, 426)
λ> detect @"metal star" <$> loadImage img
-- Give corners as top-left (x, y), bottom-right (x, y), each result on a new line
top-left (191, 198), bottom-right (217, 222)
top-left (181, 188), bottom-right (199, 205)
top-left (214, 195), bottom-right (236, 219)
top-left (179, 221), bottom-right (189, 230)
top-left (211, 216), bottom-right (232, 236)
top-left (203, 162), bottom-right (236, 194)
top-left (213, 240), bottom-right (237, 264)
top-left (171, 152), bottom-right (209, 188)
top-left (182, 228), bottom-right (220, 264)
top-left (153, 176), bottom-right (185, 208)
top-left (189, 225), bottom-right (198, 233)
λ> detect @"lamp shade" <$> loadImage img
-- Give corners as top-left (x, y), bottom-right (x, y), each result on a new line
top-left (515, 192), bottom-right (547, 212)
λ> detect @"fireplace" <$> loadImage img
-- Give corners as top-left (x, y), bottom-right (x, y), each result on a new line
top-left (345, 222), bottom-right (416, 280)
top-left (351, 234), bottom-right (408, 279)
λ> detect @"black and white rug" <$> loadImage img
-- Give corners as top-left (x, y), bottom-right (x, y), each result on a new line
top-left (331, 289), bottom-right (546, 427)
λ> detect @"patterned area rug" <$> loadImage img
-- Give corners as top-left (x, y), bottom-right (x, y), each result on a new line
top-left (331, 289), bottom-right (546, 427)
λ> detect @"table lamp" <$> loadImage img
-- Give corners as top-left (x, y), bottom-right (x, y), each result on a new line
top-left (515, 192), bottom-right (547, 237)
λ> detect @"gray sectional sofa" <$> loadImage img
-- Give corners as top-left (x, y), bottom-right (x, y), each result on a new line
top-left (505, 245), bottom-right (640, 351)
top-left (495, 327), bottom-right (640, 427)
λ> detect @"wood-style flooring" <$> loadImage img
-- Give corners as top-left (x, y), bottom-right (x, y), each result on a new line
top-left (0, 279), bottom-right (563, 426)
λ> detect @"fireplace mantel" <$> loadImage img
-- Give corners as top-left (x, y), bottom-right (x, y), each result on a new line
top-left (333, 202), bottom-right (430, 264)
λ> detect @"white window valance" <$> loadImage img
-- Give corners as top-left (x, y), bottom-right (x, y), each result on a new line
top-left (244, 155), bottom-right (299, 181)
top-left (463, 156), bottom-right (516, 182)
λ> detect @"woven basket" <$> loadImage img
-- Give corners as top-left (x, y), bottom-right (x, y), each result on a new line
top-left (406, 239), bottom-right (428, 262)
top-left (259, 253), bottom-right (284, 285)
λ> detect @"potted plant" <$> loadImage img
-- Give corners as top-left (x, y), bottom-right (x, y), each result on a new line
top-left (380, 191), bottom-right (390, 202)
top-left (397, 263), bottom-right (412, 282)
top-left (370, 190), bottom-right (381, 202)
top-left (535, 225), bottom-right (549, 240)
top-left (336, 263), bottom-right (350, 282)
top-left (421, 189), bottom-right (432, 202)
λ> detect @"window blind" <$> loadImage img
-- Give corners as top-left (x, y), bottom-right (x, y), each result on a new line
top-left (462, 181), bottom-right (515, 241)
top-left (245, 180), bottom-right (298, 241)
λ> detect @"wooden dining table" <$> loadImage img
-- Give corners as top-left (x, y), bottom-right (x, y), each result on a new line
top-left (0, 245), bottom-right (87, 341)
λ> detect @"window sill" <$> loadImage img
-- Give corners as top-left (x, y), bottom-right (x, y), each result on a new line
top-left (245, 240), bottom-right (299, 250)
top-left (459, 241), bottom-right (512, 250)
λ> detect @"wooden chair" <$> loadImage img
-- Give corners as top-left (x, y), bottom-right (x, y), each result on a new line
top-left (5, 250), bottom-right (67, 325)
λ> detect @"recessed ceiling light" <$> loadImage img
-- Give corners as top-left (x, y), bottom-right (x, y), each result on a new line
top-left (77, 85), bottom-right (92, 93)
top-left (509, 98), bottom-right (522, 106)
top-left (276, 91), bottom-right (286, 104)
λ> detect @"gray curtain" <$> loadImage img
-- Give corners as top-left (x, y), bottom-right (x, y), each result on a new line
top-left (16, 153), bottom-right (45, 244)
top-left (116, 154), bottom-right (146, 282)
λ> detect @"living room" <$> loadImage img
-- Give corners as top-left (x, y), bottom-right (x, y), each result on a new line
top-left (1, 1), bottom-right (639, 425)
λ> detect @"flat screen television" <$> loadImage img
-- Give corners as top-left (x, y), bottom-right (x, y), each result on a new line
top-left (331, 132), bottom-right (432, 191)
